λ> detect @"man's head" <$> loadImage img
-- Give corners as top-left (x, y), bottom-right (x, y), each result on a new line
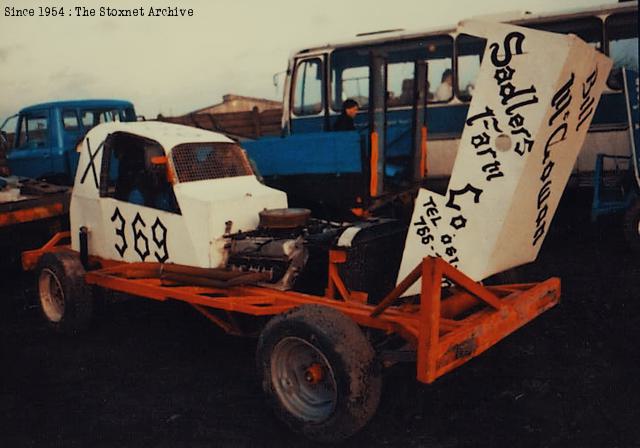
top-left (441, 69), bottom-right (453, 85)
top-left (342, 99), bottom-right (359, 118)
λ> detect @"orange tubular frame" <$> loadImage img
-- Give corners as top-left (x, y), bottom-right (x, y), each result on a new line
top-left (25, 234), bottom-right (560, 385)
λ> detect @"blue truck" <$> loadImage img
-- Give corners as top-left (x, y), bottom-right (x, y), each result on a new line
top-left (1, 99), bottom-right (136, 184)
top-left (0, 99), bottom-right (136, 266)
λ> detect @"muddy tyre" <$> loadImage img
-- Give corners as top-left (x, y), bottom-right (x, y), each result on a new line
top-left (36, 252), bottom-right (93, 334)
top-left (623, 199), bottom-right (640, 254)
top-left (256, 305), bottom-right (381, 443)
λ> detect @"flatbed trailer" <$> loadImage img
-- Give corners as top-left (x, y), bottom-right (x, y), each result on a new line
top-left (23, 231), bottom-right (559, 441)
top-left (0, 180), bottom-right (69, 227)
top-left (0, 179), bottom-right (70, 265)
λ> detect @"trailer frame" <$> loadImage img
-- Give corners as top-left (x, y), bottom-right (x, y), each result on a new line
top-left (23, 231), bottom-right (560, 384)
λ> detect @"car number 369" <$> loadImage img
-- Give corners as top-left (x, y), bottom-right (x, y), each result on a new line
top-left (110, 207), bottom-right (169, 263)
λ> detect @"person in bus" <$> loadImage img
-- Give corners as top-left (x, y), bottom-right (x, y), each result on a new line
top-left (333, 99), bottom-right (359, 131)
top-left (435, 69), bottom-right (453, 102)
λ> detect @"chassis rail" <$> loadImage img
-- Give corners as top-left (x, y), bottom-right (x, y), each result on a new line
top-left (24, 233), bottom-right (560, 384)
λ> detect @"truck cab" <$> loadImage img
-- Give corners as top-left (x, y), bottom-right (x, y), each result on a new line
top-left (3, 99), bottom-right (136, 184)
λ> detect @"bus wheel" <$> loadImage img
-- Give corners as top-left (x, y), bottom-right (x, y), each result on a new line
top-left (36, 252), bottom-right (93, 334)
top-left (623, 199), bottom-right (640, 254)
top-left (256, 305), bottom-right (381, 443)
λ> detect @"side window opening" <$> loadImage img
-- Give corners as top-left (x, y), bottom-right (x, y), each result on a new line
top-left (81, 108), bottom-right (126, 131)
top-left (292, 58), bottom-right (324, 116)
top-left (528, 17), bottom-right (603, 50)
top-left (387, 62), bottom-right (416, 107)
top-left (456, 34), bottom-right (487, 102)
top-left (62, 110), bottom-right (80, 132)
top-left (336, 65), bottom-right (370, 109)
top-left (100, 132), bottom-right (180, 214)
top-left (17, 112), bottom-right (49, 149)
top-left (331, 35), bottom-right (454, 111)
top-left (422, 37), bottom-right (454, 103)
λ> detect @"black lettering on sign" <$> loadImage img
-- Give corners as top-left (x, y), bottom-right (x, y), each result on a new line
top-left (132, 213), bottom-right (150, 261)
top-left (576, 68), bottom-right (598, 132)
top-left (466, 106), bottom-right (503, 133)
top-left (549, 73), bottom-right (575, 126)
top-left (505, 95), bottom-right (539, 116)
top-left (482, 161), bottom-right (505, 182)
top-left (110, 207), bottom-right (127, 257)
top-left (494, 66), bottom-right (515, 84)
top-left (450, 215), bottom-right (467, 230)
top-left (499, 83), bottom-right (537, 107)
top-left (543, 123), bottom-right (568, 165)
top-left (151, 217), bottom-right (169, 263)
top-left (471, 132), bottom-right (491, 149)
top-left (446, 184), bottom-right (483, 211)
top-left (490, 32), bottom-right (525, 68)
top-left (533, 72), bottom-right (575, 247)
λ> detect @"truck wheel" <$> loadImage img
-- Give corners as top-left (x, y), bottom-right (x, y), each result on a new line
top-left (256, 305), bottom-right (381, 443)
top-left (36, 252), bottom-right (93, 334)
top-left (623, 199), bottom-right (640, 253)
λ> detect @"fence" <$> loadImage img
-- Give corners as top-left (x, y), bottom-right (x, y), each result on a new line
top-left (158, 107), bottom-right (283, 140)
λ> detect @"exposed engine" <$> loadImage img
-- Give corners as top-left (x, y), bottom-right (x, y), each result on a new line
top-left (226, 208), bottom-right (407, 302)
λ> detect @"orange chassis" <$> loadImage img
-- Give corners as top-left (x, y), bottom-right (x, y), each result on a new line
top-left (24, 231), bottom-right (560, 384)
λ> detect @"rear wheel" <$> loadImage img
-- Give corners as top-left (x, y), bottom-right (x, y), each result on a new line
top-left (623, 199), bottom-right (640, 254)
top-left (256, 305), bottom-right (381, 443)
top-left (36, 252), bottom-right (93, 334)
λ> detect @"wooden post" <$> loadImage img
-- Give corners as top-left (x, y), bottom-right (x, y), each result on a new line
top-left (252, 106), bottom-right (261, 138)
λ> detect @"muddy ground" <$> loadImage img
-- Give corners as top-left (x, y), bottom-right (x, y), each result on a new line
top-left (1, 204), bottom-right (639, 448)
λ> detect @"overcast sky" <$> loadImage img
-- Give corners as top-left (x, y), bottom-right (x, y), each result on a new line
top-left (0, 0), bottom-right (610, 124)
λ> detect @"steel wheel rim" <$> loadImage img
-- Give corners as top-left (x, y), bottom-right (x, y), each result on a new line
top-left (271, 336), bottom-right (337, 422)
top-left (39, 268), bottom-right (65, 322)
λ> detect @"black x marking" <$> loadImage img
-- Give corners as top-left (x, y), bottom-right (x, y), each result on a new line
top-left (80, 138), bottom-right (104, 189)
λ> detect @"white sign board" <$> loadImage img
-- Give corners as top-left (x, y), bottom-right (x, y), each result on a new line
top-left (398, 20), bottom-right (612, 295)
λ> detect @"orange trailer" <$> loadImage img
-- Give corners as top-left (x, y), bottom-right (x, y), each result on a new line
top-left (23, 231), bottom-right (559, 442)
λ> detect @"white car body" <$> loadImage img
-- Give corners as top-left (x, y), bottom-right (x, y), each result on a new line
top-left (70, 121), bottom-right (287, 268)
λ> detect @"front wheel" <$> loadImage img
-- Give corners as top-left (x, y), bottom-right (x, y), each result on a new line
top-left (623, 198), bottom-right (640, 254)
top-left (256, 305), bottom-right (381, 443)
top-left (36, 251), bottom-right (93, 334)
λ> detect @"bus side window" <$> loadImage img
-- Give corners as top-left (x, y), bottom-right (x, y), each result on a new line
top-left (338, 65), bottom-right (369, 109)
top-left (424, 36), bottom-right (454, 103)
top-left (528, 17), bottom-right (603, 50)
top-left (606, 12), bottom-right (639, 90)
top-left (456, 34), bottom-right (487, 102)
top-left (387, 62), bottom-right (417, 107)
top-left (292, 58), bottom-right (323, 116)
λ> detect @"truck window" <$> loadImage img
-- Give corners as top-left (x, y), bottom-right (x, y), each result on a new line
top-left (171, 143), bottom-right (253, 183)
top-left (101, 132), bottom-right (180, 214)
top-left (62, 110), bottom-right (80, 131)
top-left (101, 110), bottom-right (122, 122)
top-left (81, 109), bottom-right (125, 130)
top-left (292, 58), bottom-right (324, 116)
top-left (16, 112), bottom-right (49, 148)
